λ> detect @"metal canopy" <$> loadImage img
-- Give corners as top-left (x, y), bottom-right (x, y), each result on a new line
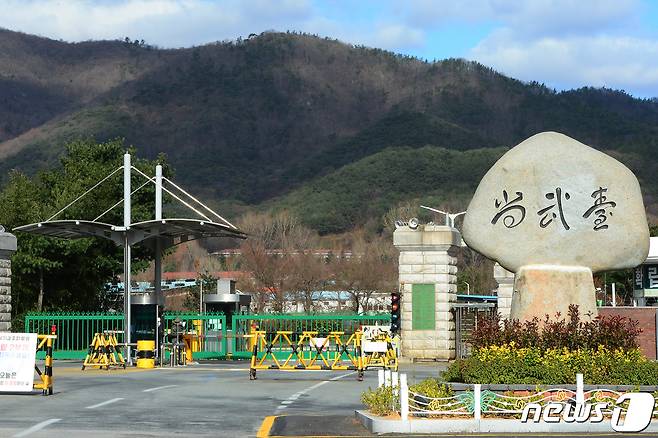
top-left (14, 218), bottom-right (246, 248)
top-left (13, 153), bottom-right (246, 365)
top-left (14, 220), bottom-right (117, 241)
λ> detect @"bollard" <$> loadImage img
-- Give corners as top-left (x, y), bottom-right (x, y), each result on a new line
top-left (43, 336), bottom-right (53, 396)
top-left (136, 340), bottom-right (156, 369)
top-left (474, 384), bottom-right (481, 421)
top-left (378, 369), bottom-right (384, 387)
top-left (576, 373), bottom-right (584, 406)
top-left (400, 373), bottom-right (409, 421)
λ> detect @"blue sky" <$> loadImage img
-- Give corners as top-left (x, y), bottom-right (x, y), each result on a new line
top-left (1, 0), bottom-right (657, 97)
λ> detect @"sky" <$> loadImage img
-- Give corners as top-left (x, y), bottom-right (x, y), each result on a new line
top-left (1, 0), bottom-right (657, 98)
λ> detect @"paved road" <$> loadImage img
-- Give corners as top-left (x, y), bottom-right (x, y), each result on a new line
top-left (1, 360), bottom-right (444, 437)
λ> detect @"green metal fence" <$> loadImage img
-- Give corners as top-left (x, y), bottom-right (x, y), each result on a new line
top-left (24, 311), bottom-right (389, 360)
top-left (230, 313), bottom-right (391, 359)
top-left (24, 312), bottom-right (124, 359)
top-left (163, 312), bottom-right (227, 359)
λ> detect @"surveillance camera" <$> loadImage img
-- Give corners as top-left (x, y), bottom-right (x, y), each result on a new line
top-left (408, 218), bottom-right (419, 229)
top-left (394, 220), bottom-right (404, 229)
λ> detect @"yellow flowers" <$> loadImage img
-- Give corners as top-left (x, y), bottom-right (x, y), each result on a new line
top-left (454, 344), bottom-right (655, 385)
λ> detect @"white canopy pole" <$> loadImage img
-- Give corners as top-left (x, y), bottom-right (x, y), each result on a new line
top-left (123, 153), bottom-right (132, 365)
top-left (154, 164), bottom-right (163, 307)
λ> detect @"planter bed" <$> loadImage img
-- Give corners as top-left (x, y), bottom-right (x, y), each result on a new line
top-left (355, 410), bottom-right (658, 434)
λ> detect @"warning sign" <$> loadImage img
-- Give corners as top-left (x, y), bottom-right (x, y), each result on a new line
top-left (0, 332), bottom-right (37, 392)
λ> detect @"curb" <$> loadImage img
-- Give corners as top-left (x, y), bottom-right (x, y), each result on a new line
top-left (355, 410), bottom-right (658, 434)
top-left (257, 415), bottom-right (277, 437)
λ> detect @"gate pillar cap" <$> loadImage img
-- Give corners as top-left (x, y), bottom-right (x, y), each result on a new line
top-left (393, 224), bottom-right (461, 251)
top-left (0, 229), bottom-right (16, 258)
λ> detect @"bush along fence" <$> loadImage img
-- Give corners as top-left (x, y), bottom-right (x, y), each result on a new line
top-left (359, 372), bottom-right (658, 434)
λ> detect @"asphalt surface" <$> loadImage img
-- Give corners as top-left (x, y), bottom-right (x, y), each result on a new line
top-left (0, 359), bottom-right (444, 437)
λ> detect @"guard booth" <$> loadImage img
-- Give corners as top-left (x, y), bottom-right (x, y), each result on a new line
top-left (131, 293), bottom-right (164, 346)
top-left (203, 279), bottom-right (251, 323)
top-left (203, 279), bottom-right (251, 355)
top-left (633, 237), bottom-right (658, 306)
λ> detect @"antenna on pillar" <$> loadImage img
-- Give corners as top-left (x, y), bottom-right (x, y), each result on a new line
top-left (420, 205), bottom-right (466, 228)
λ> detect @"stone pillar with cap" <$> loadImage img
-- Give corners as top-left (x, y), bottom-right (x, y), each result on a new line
top-left (393, 224), bottom-right (461, 360)
top-left (0, 227), bottom-right (17, 332)
top-left (494, 263), bottom-right (514, 320)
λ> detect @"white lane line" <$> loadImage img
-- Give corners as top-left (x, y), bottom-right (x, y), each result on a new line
top-left (275, 371), bottom-right (356, 411)
top-left (13, 418), bottom-right (61, 437)
top-left (143, 384), bottom-right (178, 393)
top-left (85, 397), bottom-right (124, 409)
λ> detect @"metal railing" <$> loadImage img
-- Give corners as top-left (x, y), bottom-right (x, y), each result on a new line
top-left (377, 372), bottom-right (658, 421)
top-left (25, 312), bottom-right (124, 359)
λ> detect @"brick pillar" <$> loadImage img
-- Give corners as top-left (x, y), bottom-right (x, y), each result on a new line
top-left (494, 263), bottom-right (514, 320)
top-left (393, 224), bottom-right (461, 360)
top-left (0, 229), bottom-right (17, 332)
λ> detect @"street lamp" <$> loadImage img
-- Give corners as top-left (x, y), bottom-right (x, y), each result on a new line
top-left (463, 281), bottom-right (470, 295)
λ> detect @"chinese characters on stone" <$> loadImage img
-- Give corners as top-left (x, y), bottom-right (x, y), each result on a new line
top-left (491, 187), bottom-right (616, 231)
top-left (583, 187), bottom-right (616, 231)
top-left (537, 187), bottom-right (570, 230)
top-left (491, 190), bottom-right (525, 228)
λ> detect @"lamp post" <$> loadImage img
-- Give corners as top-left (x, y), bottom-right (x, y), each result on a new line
top-left (463, 281), bottom-right (470, 295)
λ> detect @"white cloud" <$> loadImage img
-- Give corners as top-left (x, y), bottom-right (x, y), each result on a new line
top-left (403, 0), bottom-right (640, 36)
top-left (470, 30), bottom-right (658, 96)
top-left (372, 23), bottom-right (424, 49)
top-left (0, 0), bottom-right (314, 47)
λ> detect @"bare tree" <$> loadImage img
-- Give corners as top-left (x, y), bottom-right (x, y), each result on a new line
top-left (332, 231), bottom-right (397, 313)
top-left (289, 250), bottom-right (326, 312)
top-left (456, 247), bottom-right (496, 295)
top-left (238, 211), bottom-right (316, 312)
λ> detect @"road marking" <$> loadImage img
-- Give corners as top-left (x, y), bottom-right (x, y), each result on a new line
top-left (275, 371), bottom-right (356, 412)
top-left (13, 418), bottom-right (61, 437)
top-left (256, 415), bottom-right (277, 438)
top-left (143, 384), bottom-right (178, 392)
top-left (85, 397), bottom-right (124, 409)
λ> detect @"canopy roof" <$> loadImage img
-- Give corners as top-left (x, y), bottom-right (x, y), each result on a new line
top-left (14, 218), bottom-right (246, 247)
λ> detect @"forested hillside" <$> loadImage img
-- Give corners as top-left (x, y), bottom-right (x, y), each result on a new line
top-left (1, 29), bottom-right (658, 233)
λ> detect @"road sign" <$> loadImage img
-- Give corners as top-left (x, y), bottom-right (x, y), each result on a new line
top-left (0, 333), bottom-right (37, 392)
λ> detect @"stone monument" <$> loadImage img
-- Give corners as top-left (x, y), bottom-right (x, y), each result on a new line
top-left (0, 227), bottom-right (17, 331)
top-left (393, 224), bottom-right (461, 360)
top-left (463, 132), bottom-right (649, 321)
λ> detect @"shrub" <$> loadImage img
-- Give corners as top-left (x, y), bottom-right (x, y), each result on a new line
top-left (469, 305), bottom-right (641, 352)
top-left (444, 344), bottom-right (658, 385)
top-left (409, 378), bottom-right (453, 398)
top-left (360, 385), bottom-right (398, 416)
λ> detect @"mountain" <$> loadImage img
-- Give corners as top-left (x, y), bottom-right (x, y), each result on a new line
top-left (1, 29), bottom-right (658, 233)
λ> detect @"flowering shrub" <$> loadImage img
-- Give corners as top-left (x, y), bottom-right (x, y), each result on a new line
top-left (442, 306), bottom-right (656, 385)
top-left (443, 344), bottom-right (658, 385)
top-left (469, 305), bottom-right (641, 351)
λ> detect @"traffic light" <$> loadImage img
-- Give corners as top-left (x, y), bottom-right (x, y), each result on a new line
top-left (391, 291), bottom-right (401, 333)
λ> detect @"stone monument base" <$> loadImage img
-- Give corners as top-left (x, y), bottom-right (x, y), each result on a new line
top-left (511, 265), bottom-right (598, 322)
